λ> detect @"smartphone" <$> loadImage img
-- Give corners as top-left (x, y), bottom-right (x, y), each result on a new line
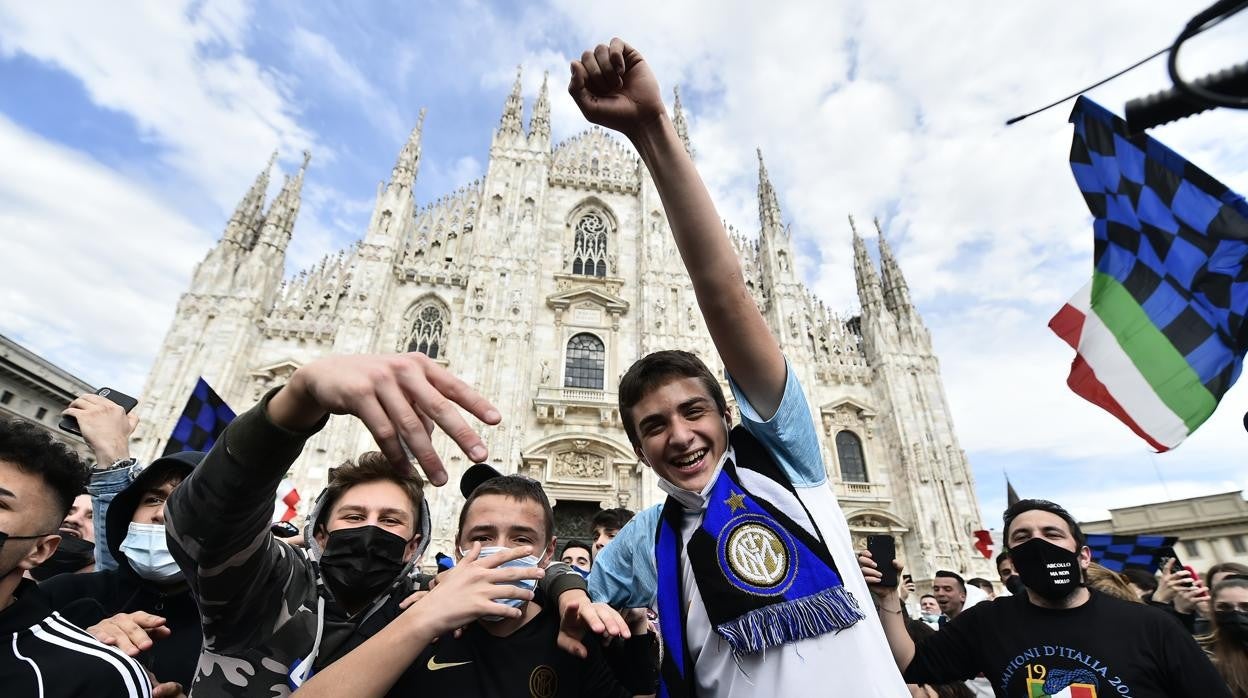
top-left (1161, 546), bottom-right (1194, 587)
top-left (866, 534), bottom-right (898, 588)
top-left (903, 574), bottom-right (914, 584)
top-left (59, 387), bottom-right (139, 436)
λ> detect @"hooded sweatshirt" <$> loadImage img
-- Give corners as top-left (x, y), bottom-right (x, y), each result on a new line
top-left (162, 390), bottom-right (405, 696)
top-left (38, 451), bottom-right (205, 688)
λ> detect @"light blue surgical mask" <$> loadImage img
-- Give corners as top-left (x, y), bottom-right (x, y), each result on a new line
top-left (119, 522), bottom-right (184, 583)
top-left (463, 545), bottom-right (540, 621)
top-left (921, 612), bottom-right (941, 624)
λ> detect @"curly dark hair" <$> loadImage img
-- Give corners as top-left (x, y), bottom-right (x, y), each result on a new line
top-left (0, 418), bottom-right (89, 524)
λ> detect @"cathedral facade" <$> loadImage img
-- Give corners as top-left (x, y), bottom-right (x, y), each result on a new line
top-left (131, 73), bottom-right (993, 582)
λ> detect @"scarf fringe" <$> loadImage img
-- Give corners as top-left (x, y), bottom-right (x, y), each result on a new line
top-left (714, 585), bottom-right (864, 656)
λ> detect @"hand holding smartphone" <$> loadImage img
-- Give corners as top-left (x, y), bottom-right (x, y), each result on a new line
top-left (59, 387), bottom-right (139, 436)
top-left (866, 534), bottom-right (898, 588)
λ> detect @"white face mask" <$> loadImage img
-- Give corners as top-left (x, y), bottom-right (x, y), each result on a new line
top-left (119, 522), bottom-right (184, 583)
top-left (461, 545), bottom-right (541, 621)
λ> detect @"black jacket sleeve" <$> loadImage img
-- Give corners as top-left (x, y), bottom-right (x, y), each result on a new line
top-left (164, 387), bottom-right (327, 651)
top-left (903, 605), bottom-right (984, 685)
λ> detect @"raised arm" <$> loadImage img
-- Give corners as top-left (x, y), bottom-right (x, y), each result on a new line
top-left (569, 39), bottom-right (786, 417)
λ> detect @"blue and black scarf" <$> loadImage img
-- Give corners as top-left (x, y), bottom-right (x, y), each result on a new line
top-left (655, 426), bottom-right (862, 698)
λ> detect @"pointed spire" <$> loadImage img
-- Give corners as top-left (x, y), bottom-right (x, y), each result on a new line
top-left (875, 217), bottom-right (914, 315)
top-left (499, 65), bottom-right (524, 138)
top-left (757, 148), bottom-right (784, 236)
top-left (672, 86), bottom-right (693, 157)
top-left (392, 108), bottom-right (426, 186)
top-left (851, 215), bottom-right (885, 312)
top-left (529, 72), bottom-right (550, 141)
top-left (225, 151), bottom-right (276, 247)
top-left (261, 150), bottom-right (310, 248)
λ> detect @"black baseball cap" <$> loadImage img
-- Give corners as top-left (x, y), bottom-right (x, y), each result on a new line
top-left (459, 463), bottom-right (504, 499)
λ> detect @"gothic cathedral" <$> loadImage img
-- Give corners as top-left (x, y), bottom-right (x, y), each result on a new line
top-left (131, 72), bottom-right (993, 582)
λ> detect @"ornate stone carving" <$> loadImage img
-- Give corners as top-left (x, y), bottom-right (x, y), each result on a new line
top-left (553, 450), bottom-right (605, 479)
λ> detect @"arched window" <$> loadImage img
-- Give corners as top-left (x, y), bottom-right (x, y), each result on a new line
top-left (405, 303), bottom-right (448, 359)
top-left (564, 333), bottom-right (605, 389)
top-left (836, 430), bottom-right (867, 482)
top-left (571, 211), bottom-right (609, 278)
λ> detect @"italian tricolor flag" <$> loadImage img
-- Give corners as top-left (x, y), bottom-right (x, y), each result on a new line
top-left (1028, 678), bottom-right (1097, 698)
top-left (1049, 271), bottom-right (1217, 452)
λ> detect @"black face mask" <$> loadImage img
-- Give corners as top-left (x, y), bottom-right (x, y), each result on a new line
top-left (1216, 610), bottom-right (1248, 644)
top-left (31, 534), bottom-right (96, 581)
top-left (1005, 574), bottom-right (1027, 596)
top-left (1008, 537), bottom-right (1084, 601)
top-left (317, 525), bottom-right (409, 606)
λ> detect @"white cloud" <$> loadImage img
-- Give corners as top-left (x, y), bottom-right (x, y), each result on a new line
top-left (0, 0), bottom-right (319, 212)
top-left (0, 115), bottom-right (206, 392)
top-left (287, 27), bottom-right (407, 141)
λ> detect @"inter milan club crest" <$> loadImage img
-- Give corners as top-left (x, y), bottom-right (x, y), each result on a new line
top-left (717, 493), bottom-right (798, 595)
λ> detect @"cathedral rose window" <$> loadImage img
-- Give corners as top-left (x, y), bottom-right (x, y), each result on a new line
top-left (571, 211), bottom-right (609, 278)
top-left (564, 333), bottom-right (605, 389)
top-left (406, 303), bottom-right (448, 359)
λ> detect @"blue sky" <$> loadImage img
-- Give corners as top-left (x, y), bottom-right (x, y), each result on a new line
top-left (1, 0), bottom-right (1245, 524)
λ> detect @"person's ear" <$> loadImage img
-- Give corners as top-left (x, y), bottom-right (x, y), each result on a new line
top-left (313, 525), bottom-right (328, 551)
top-left (541, 536), bottom-right (557, 567)
top-left (404, 534), bottom-right (422, 562)
top-left (1078, 545), bottom-right (1092, 570)
top-left (634, 446), bottom-right (650, 468)
top-left (19, 534), bottom-right (61, 570)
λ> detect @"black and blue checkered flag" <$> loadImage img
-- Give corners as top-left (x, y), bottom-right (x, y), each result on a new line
top-left (1049, 97), bottom-right (1248, 452)
top-left (1085, 534), bottom-right (1178, 573)
top-left (162, 377), bottom-right (236, 455)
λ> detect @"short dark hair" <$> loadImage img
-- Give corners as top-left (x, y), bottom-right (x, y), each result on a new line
top-left (618, 350), bottom-right (727, 448)
top-left (561, 539), bottom-right (592, 558)
top-left (996, 550), bottom-right (1011, 565)
top-left (934, 570), bottom-right (967, 592)
top-left (967, 577), bottom-right (994, 593)
top-left (591, 507), bottom-right (635, 533)
top-left (1002, 498), bottom-right (1086, 550)
top-left (1206, 561), bottom-right (1248, 584)
top-left (1121, 568), bottom-right (1159, 593)
top-left (919, 593), bottom-right (937, 602)
top-left (458, 475), bottom-right (554, 543)
top-left (0, 418), bottom-right (89, 525)
top-left (317, 452), bottom-right (425, 533)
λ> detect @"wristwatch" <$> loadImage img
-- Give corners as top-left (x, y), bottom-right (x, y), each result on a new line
top-left (94, 456), bottom-right (137, 472)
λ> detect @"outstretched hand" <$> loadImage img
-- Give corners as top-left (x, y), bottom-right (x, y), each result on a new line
top-left (268, 353), bottom-right (501, 486)
top-left (556, 593), bottom-right (631, 659)
top-left (87, 611), bottom-right (171, 657)
top-left (63, 392), bottom-right (139, 465)
top-left (568, 37), bottom-right (665, 139)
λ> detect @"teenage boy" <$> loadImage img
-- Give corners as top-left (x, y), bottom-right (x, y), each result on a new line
top-left (0, 418), bottom-right (157, 697)
top-left (294, 465), bottom-right (657, 697)
top-left (569, 38), bottom-right (907, 696)
top-left (861, 499), bottom-right (1231, 697)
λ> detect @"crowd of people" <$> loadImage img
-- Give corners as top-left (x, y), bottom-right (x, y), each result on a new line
top-left (1, 38), bottom-right (1246, 698)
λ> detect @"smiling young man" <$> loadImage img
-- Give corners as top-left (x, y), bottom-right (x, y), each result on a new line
top-left (861, 499), bottom-right (1231, 698)
top-left (570, 38), bottom-right (907, 697)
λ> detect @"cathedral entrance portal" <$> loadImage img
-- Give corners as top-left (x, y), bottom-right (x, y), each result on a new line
top-left (552, 500), bottom-right (602, 547)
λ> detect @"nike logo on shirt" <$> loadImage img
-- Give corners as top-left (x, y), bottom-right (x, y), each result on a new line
top-left (427, 656), bottom-right (472, 671)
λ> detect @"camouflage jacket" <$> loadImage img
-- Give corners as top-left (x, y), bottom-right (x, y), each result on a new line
top-left (165, 391), bottom-right (399, 697)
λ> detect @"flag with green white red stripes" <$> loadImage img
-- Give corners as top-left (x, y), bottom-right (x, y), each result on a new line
top-left (1049, 97), bottom-right (1248, 452)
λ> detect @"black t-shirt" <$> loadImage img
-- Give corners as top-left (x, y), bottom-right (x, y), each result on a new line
top-left (382, 604), bottom-right (635, 698)
top-left (905, 590), bottom-right (1231, 698)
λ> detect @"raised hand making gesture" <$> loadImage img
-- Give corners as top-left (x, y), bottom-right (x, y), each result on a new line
top-left (268, 352), bottom-right (501, 486)
top-left (568, 38), bottom-right (665, 139)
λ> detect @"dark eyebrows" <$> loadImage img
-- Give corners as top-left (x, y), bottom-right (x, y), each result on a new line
top-left (378, 507), bottom-right (410, 521)
top-left (679, 396), bottom-right (711, 411)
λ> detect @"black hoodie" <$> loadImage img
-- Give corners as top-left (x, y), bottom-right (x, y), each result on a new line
top-left (37, 452), bottom-right (205, 688)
